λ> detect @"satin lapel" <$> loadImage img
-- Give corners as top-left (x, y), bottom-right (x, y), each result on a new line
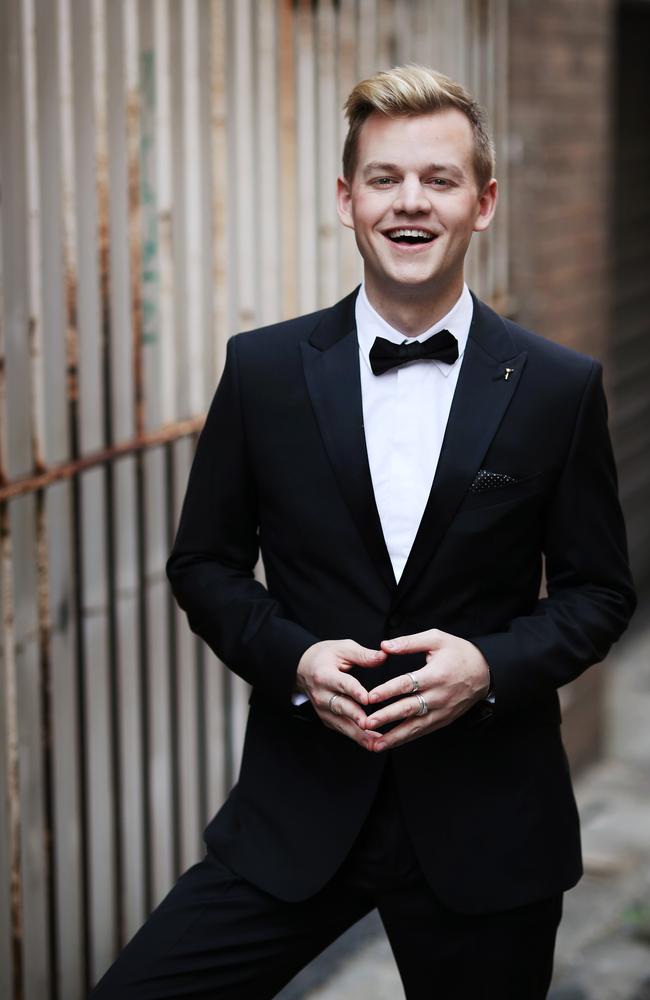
top-left (394, 298), bottom-right (528, 607)
top-left (301, 296), bottom-right (396, 592)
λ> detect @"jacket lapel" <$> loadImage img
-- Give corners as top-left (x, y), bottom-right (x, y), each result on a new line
top-left (301, 289), bottom-right (396, 592)
top-left (393, 295), bottom-right (528, 607)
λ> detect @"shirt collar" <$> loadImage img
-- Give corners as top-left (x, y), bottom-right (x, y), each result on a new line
top-left (356, 282), bottom-right (473, 378)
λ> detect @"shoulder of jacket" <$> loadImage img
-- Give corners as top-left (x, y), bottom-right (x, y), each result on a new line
top-left (502, 316), bottom-right (600, 378)
top-left (229, 306), bottom-right (329, 355)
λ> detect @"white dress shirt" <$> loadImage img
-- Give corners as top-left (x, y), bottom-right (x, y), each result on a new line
top-left (356, 282), bottom-right (473, 582)
top-left (291, 283), bottom-right (473, 706)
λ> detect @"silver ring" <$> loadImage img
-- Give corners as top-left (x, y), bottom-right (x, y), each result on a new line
top-left (407, 671), bottom-right (419, 694)
top-left (328, 694), bottom-right (340, 715)
top-left (415, 693), bottom-right (429, 717)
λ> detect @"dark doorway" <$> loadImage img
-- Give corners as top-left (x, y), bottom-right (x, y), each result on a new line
top-left (611, 1), bottom-right (650, 596)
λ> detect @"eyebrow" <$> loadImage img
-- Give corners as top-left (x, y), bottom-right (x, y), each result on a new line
top-left (362, 161), bottom-right (466, 180)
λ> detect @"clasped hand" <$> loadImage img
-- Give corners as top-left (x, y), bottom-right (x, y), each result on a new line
top-left (295, 630), bottom-right (491, 752)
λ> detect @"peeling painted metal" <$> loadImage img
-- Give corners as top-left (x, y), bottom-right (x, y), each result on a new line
top-left (0, 4), bottom-right (509, 995)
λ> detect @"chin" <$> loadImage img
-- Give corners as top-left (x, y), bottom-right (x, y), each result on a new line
top-left (387, 273), bottom-right (441, 292)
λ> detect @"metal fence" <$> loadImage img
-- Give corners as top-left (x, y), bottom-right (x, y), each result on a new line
top-left (0, 1), bottom-right (509, 997)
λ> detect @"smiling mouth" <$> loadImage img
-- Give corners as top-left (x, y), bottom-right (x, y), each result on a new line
top-left (384, 228), bottom-right (437, 245)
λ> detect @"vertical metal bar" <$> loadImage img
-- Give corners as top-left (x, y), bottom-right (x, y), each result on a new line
top-left (358, 0), bottom-right (378, 78)
top-left (195, 635), bottom-right (211, 803)
top-left (0, 510), bottom-right (22, 1000)
top-left (123, 0), bottom-right (153, 914)
top-left (492, 0), bottom-right (509, 311)
top-left (376, 0), bottom-right (394, 68)
top-left (22, 0), bottom-right (46, 475)
top-left (153, 0), bottom-right (177, 420)
top-left (164, 439), bottom-right (181, 875)
top-left (481, 0), bottom-right (495, 301)
top-left (90, 0), bottom-right (125, 953)
top-left (57, 0), bottom-right (93, 986)
top-left (279, 0), bottom-right (298, 318)
top-left (21, 1), bottom-right (59, 995)
top-left (412, 0), bottom-right (434, 67)
top-left (205, 0), bottom-right (233, 819)
top-left (140, 5), bottom-right (176, 904)
top-left (256, 0), bottom-right (279, 325)
top-left (33, 491), bottom-right (57, 1000)
top-left (209, 0), bottom-right (231, 375)
top-left (125, 1), bottom-right (144, 441)
top-left (295, 0), bottom-right (317, 313)
top-left (337, 0), bottom-right (362, 295)
top-left (316, 0), bottom-right (339, 309)
top-left (0, 170), bottom-right (24, 1000)
top-left (181, 0), bottom-right (206, 408)
top-left (233, 0), bottom-right (257, 330)
top-left (153, 0), bottom-right (182, 881)
top-left (392, 0), bottom-right (413, 62)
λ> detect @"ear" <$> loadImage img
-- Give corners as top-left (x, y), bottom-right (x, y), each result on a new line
top-left (473, 178), bottom-right (498, 233)
top-left (336, 176), bottom-right (355, 231)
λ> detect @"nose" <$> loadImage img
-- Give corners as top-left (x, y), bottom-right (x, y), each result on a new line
top-left (392, 175), bottom-right (431, 215)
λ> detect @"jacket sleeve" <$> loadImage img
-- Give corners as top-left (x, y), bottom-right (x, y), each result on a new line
top-left (166, 336), bottom-right (318, 709)
top-left (471, 360), bottom-right (637, 716)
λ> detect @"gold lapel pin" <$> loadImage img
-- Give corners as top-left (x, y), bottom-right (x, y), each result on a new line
top-left (504, 368), bottom-right (514, 381)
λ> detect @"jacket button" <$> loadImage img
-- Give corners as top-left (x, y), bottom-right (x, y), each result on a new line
top-left (386, 616), bottom-right (398, 635)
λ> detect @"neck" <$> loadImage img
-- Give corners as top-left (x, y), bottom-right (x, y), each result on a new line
top-left (364, 277), bottom-right (464, 337)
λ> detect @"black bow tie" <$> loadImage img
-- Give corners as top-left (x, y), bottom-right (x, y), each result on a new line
top-left (369, 330), bottom-right (459, 375)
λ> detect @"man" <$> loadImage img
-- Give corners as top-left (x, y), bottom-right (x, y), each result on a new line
top-left (92, 65), bottom-right (635, 999)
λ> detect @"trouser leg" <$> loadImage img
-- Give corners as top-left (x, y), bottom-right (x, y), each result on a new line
top-left (348, 765), bottom-right (563, 1000)
top-left (377, 880), bottom-right (563, 1000)
top-left (89, 848), bottom-right (372, 1000)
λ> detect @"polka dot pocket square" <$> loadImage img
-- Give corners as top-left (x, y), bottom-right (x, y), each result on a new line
top-left (469, 469), bottom-right (521, 495)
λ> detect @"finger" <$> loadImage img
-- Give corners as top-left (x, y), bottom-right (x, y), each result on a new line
top-left (381, 628), bottom-right (447, 656)
top-left (326, 693), bottom-right (368, 730)
top-left (365, 695), bottom-right (423, 729)
top-left (367, 669), bottom-right (425, 705)
top-left (310, 665), bottom-right (370, 706)
top-left (326, 712), bottom-right (382, 751)
top-left (335, 675), bottom-right (371, 707)
top-left (371, 714), bottom-right (446, 752)
top-left (340, 642), bottom-right (388, 670)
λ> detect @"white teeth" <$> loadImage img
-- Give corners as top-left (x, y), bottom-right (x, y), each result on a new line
top-left (387, 228), bottom-right (434, 238)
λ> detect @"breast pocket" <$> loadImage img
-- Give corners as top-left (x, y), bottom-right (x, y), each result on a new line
top-left (456, 470), bottom-right (547, 514)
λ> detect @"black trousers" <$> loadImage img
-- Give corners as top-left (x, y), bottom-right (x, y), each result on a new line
top-left (90, 770), bottom-right (562, 1000)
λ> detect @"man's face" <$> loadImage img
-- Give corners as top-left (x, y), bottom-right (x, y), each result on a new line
top-left (337, 109), bottom-right (497, 307)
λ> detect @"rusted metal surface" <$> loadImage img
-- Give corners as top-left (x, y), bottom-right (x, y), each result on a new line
top-left (0, 139), bottom-right (24, 1000)
top-left (34, 489), bottom-right (58, 1000)
top-left (0, 4), bottom-right (510, 995)
top-left (125, 2), bottom-right (145, 441)
top-left (58, 0), bottom-right (91, 989)
top-left (1, 505), bottom-right (23, 1000)
top-left (22, 0), bottom-right (46, 477)
top-left (21, 0), bottom-right (59, 996)
top-left (92, 0), bottom-right (123, 962)
top-left (0, 419), bottom-right (204, 504)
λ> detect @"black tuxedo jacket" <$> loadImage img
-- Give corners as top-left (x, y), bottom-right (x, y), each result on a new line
top-left (167, 289), bottom-right (636, 914)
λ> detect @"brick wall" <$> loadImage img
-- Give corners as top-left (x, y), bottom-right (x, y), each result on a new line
top-left (508, 0), bottom-right (613, 357)
top-left (507, 0), bottom-right (615, 769)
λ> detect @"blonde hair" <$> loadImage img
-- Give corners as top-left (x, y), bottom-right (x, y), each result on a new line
top-left (342, 64), bottom-right (495, 191)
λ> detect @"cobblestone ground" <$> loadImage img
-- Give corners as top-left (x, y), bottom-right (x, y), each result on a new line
top-left (279, 620), bottom-right (650, 1000)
